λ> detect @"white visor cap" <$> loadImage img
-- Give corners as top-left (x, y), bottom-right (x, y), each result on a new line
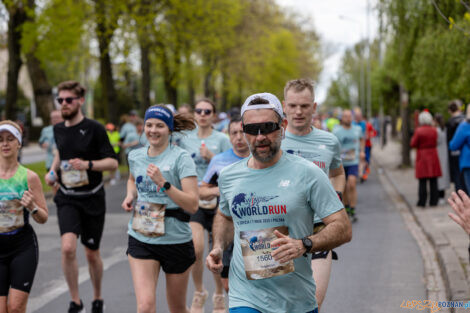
top-left (0, 124), bottom-right (22, 144)
top-left (241, 93), bottom-right (284, 119)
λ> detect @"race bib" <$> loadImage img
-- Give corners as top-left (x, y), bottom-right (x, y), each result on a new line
top-left (342, 149), bottom-right (356, 161)
top-left (0, 199), bottom-right (24, 233)
top-left (240, 226), bottom-right (295, 280)
top-left (60, 161), bottom-right (89, 188)
top-left (132, 201), bottom-right (166, 237)
top-left (199, 197), bottom-right (218, 210)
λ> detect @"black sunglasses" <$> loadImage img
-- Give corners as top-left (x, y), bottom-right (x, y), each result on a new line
top-left (195, 108), bottom-right (213, 115)
top-left (242, 122), bottom-right (281, 135)
top-left (56, 97), bottom-right (80, 105)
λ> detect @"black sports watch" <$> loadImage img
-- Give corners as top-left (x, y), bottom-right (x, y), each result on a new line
top-left (301, 237), bottom-right (313, 257)
top-left (161, 181), bottom-right (171, 192)
top-left (88, 160), bottom-right (93, 170)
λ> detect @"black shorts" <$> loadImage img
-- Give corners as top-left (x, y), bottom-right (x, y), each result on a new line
top-left (54, 189), bottom-right (106, 250)
top-left (127, 235), bottom-right (196, 274)
top-left (311, 222), bottom-right (338, 261)
top-left (0, 224), bottom-right (38, 295)
top-left (221, 242), bottom-right (234, 279)
top-left (190, 208), bottom-right (217, 232)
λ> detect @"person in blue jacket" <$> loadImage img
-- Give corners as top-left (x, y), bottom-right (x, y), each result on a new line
top-left (449, 106), bottom-right (470, 192)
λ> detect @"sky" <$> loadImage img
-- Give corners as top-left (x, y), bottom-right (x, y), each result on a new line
top-left (276, 0), bottom-right (379, 104)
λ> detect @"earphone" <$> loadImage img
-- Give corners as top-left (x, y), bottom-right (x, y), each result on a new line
top-left (281, 127), bottom-right (285, 139)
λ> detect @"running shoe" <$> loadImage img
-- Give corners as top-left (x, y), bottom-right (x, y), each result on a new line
top-left (92, 299), bottom-right (105, 313)
top-left (212, 293), bottom-right (226, 313)
top-left (68, 300), bottom-right (85, 313)
top-left (190, 290), bottom-right (208, 313)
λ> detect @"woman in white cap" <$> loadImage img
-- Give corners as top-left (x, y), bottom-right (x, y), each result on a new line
top-left (0, 120), bottom-right (48, 313)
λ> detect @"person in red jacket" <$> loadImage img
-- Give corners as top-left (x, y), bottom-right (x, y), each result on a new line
top-left (410, 111), bottom-right (442, 207)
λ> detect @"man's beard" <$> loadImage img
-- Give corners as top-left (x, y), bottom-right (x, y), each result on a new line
top-left (248, 136), bottom-right (281, 163)
top-left (61, 105), bottom-right (80, 120)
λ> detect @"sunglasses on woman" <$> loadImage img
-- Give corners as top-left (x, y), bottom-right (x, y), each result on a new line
top-left (56, 97), bottom-right (80, 105)
top-left (242, 122), bottom-right (281, 135)
top-left (195, 108), bottom-right (213, 115)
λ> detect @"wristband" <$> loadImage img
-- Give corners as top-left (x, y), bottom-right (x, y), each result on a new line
top-left (88, 160), bottom-right (93, 170)
top-left (30, 207), bottom-right (39, 215)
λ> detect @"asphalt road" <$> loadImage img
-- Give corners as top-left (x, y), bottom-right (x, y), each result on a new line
top-left (26, 168), bottom-right (426, 313)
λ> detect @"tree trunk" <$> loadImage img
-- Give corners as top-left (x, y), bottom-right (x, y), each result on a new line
top-left (140, 42), bottom-right (151, 111)
top-left (185, 49), bottom-right (195, 106)
top-left (161, 50), bottom-right (177, 106)
top-left (203, 55), bottom-right (217, 100)
top-left (220, 69), bottom-right (228, 112)
top-left (5, 3), bottom-right (27, 120)
top-left (25, 53), bottom-right (54, 124)
top-left (95, 0), bottom-right (118, 123)
top-left (399, 84), bottom-right (411, 167)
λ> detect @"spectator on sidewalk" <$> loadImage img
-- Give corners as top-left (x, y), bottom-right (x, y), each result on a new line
top-left (446, 100), bottom-right (467, 193)
top-left (410, 111), bottom-right (442, 207)
top-left (449, 105), bottom-right (470, 193)
top-left (435, 114), bottom-right (450, 204)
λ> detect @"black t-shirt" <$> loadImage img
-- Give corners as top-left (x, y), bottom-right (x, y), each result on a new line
top-left (54, 118), bottom-right (117, 192)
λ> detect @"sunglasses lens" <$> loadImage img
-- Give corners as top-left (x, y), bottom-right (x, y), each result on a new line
top-left (65, 97), bottom-right (74, 104)
top-left (205, 109), bottom-right (212, 115)
top-left (57, 98), bottom-right (64, 104)
top-left (195, 108), bottom-right (212, 115)
top-left (243, 122), bottom-right (280, 135)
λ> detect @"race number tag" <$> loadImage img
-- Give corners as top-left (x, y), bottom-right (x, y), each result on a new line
top-left (240, 226), bottom-right (295, 280)
top-left (0, 199), bottom-right (24, 233)
top-left (132, 201), bottom-right (166, 237)
top-left (198, 197), bottom-right (218, 210)
top-left (60, 161), bottom-right (89, 188)
top-left (342, 149), bottom-right (356, 161)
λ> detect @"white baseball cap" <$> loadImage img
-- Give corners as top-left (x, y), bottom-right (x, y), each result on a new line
top-left (241, 93), bottom-right (284, 118)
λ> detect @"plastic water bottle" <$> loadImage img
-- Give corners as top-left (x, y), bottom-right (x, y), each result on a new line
top-left (49, 171), bottom-right (56, 183)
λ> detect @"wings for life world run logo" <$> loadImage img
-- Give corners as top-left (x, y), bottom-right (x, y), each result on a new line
top-left (285, 149), bottom-right (326, 170)
top-left (136, 175), bottom-right (158, 193)
top-left (231, 193), bottom-right (286, 219)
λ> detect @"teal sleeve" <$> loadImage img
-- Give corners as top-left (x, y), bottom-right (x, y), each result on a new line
top-left (331, 138), bottom-right (342, 170)
top-left (177, 151), bottom-right (197, 179)
top-left (38, 128), bottom-right (47, 144)
top-left (218, 174), bottom-right (231, 217)
top-left (306, 166), bottom-right (343, 220)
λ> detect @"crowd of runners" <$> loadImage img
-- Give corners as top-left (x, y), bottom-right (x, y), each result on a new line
top-left (1, 77), bottom-right (414, 313)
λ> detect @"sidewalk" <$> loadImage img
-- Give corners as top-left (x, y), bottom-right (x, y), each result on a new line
top-left (372, 139), bottom-right (470, 307)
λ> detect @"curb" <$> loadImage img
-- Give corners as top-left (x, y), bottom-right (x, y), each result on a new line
top-left (374, 157), bottom-right (470, 307)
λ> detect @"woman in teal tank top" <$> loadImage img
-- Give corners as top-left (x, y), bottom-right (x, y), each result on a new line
top-left (0, 120), bottom-right (48, 313)
top-left (121, 106), bottom-right (199, 313)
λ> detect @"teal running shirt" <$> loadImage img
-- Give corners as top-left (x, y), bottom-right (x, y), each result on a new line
top-left (218, 152), bottom-right (343, 312)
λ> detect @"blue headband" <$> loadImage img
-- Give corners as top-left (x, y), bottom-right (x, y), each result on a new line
top-left (144, 106), bottom-right (174, 131)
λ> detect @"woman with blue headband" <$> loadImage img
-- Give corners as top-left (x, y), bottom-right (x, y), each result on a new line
top-left (121, 105), bottom-right (198, 313)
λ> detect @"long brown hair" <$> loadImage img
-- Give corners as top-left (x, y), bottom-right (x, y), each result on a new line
top-left (173, 113), bottom-right (196, 132)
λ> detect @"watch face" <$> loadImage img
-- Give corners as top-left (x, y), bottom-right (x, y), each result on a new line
top-left (163, 182), bottom-right (171, 190)
top-left (302, 237), bottom-right (312, 249)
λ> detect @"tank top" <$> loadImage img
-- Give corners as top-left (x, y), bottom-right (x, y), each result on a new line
top-left (0, 165), bottom-right (29, 235)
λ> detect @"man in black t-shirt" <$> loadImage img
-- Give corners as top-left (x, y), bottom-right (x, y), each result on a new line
top-left (45, 81), bottom-right (118, 313)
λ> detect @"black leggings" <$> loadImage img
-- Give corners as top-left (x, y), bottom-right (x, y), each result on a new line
top-left (0, 224), bottom-right (39, 295)
top-left (417, 177), bottom-right (438, 207)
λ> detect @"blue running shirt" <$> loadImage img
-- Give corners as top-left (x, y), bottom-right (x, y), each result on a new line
top-left (218, 152), bottom-right (343, 313)
top-left (281, 127), bottom-right (342, 223)
top-left (127, 145), bottom-right (197, 244)
top-left (203, 148), bottom-right (244, 185)
top-left (333, 125), bottom-right (364, 167)
top-left (178, 129), bottom-right (232, 181)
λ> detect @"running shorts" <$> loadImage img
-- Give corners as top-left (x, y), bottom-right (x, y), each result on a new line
top-left (344, 164), bottom-right (359, 178)
top-left (54, 189), bottom-right (106, 250)
top-left (0, 224), bottom-right (38, 295)
top-left (127, 235), bottom-right (196, 274)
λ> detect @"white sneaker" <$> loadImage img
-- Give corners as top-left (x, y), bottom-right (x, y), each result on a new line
top-left (190, 290), bottom-right (208, 313)
top-left (212, 294), bottom-right (226, 313)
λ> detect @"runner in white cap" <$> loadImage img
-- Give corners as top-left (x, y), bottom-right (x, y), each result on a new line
top-left (281, 78), bottom-right (345, 310)
top-left (0, 120), bottom-right (49, 313)
top-left (206, 93), bottom-right (352, 313)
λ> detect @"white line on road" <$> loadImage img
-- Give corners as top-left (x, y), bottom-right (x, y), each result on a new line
top-left (27, 246), bottom-right (127, 313)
